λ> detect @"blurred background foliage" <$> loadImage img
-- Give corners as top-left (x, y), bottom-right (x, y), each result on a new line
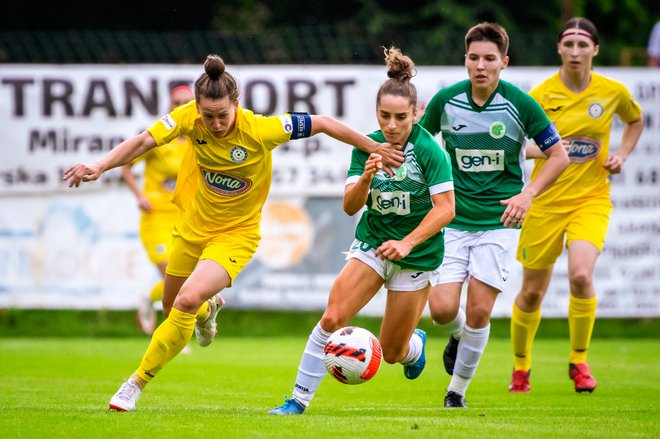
top-left (0, 0), bottom-right (658, 65)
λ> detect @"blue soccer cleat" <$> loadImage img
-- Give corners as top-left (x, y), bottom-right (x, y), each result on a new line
top-left (404, 328), bottom-right (426, 379)
top-left (268, 397), bottom-right (305, 415)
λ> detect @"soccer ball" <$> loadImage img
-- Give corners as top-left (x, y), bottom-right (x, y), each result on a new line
top-left (323, 326), bottom-right (382, 385)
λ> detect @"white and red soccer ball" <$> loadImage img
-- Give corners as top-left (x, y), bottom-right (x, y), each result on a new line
top-left (323, 326), bottom-right (382, 385)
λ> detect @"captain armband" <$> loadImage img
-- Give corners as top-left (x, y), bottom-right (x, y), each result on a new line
top-left (533, 123), bottom-right (561, 152)
top-left (288, 112), bottom-right (312, 140)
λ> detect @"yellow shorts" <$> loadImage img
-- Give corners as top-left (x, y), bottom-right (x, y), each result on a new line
top-left (165, 225), bottom-right (261, 284)
top-left (139, 209), bottom-right (179, 265)
top-left (517, 201), bottom-right (612, 270)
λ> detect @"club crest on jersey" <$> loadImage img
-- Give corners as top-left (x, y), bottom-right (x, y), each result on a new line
top-left (489, 121), bottom-right (506, 139)
top-left (565, 136), bottom-right (601, 163)
top-left (588, 103), bottom-right (603, 119)
top-left (230, 146), bottom-right (248, 164)
top-left (393, 165), bottom-right (407, 181)
top-left (200, 167), bottom-right (252, 196)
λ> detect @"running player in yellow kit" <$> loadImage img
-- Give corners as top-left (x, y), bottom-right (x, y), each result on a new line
top-left (509, 17), bottom-right (645, 393)
top-left (121, 85), bottom-right (199, 335)
top-left (63, 54), bottom-right (404, 412)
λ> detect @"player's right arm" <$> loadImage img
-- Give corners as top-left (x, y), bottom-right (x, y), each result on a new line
top-left (343, 153), bottom-right (382, 216)
top-left (64, 131), bottom-right (157, 187)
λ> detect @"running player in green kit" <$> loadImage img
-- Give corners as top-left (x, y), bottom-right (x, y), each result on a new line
top-left (269, 47), bottom-right (455, 415)
top-left (418, 22), bottom-right (570, 408)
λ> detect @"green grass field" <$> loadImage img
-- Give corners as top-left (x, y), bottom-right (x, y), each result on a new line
top-left (1, 336), bottom-right (658, 438)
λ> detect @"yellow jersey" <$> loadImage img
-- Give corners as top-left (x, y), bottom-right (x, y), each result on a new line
top-left (134, 136), bottom-right (189, 213)
top-left (528, 71), bottom-right (642, 211)
top-left (147, 101), bottom-right (296, 238)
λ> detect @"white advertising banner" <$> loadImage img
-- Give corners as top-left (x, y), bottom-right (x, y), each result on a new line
top-left (0, 65), bottom-right (658, 316)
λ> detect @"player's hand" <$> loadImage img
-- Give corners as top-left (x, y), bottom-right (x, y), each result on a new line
top-left (138, 194), bottom-right (153, 213)
top-left (375, 143), bottom-right (404, 177)
top-left (63, 163), bottom-right (103, 188)
top-left (603, 152), bottom-right (626, 174)
top-left (499, 191), bottom-right (534, 228)
top-left (362, 153), bottom-right (383, 182)
top-left (375, 239), bottom-right (412, 261)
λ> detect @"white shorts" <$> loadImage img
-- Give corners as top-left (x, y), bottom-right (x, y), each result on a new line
top-left (345, 239), bottom-right (431, 292)
top-left (430, 228), bottom-right (519, 292)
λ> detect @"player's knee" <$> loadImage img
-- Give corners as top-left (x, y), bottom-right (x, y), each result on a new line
top-left (429, 302), bottom-right (458, 325)
top-left (569, 270), bottom-right (592, 292)
top-left (520, 287), bottom-right (545, 307)
top-left (319, 312), bottom-right (347, 333)
top-left (467, 306), bottom-right (491, 328)
top-left (172, 287), bottom-right (203, 314)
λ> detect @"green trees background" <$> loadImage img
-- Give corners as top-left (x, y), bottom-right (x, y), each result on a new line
top-left (209, 0), bottom-right (659, 65)
top-left (1, 0), bottom-right (657, 64)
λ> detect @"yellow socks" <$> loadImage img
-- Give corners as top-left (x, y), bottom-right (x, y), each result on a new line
top-left (133, 307), bottom-right (195, 385)
top-left (195, 300), bottom-right (209, 322)
top-left (511, 303), bottom-right (541, 371)
top-left (568, 294), bottom-right (597, 364)
top-left (149, 280), bottom-right (164, 303)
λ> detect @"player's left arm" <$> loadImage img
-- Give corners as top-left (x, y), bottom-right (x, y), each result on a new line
top-left (375, 191), bottom-right (455, 261)
top-left (604, 114), bottom-right (645, 174)
top-left (500, 124), bottom-right (569, 228)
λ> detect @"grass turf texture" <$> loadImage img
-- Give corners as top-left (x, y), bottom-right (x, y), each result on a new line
top-left (1, 309), bottom-right (659, 338)
top-left (1, 337), bottom-right (658, 438)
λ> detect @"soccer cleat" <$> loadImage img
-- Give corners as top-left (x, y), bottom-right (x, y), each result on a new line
top-left (404, 328), bottom-right (427, 380)
top-left (444, 390), bottom-right (467, 408)
top-left (268, 397), bottom-right (305, 415)
top-left (569, 363), bottom-right (597, 393)
top-left (109, 379), bottom-right (142, 412)
top-left (508, 369), bottom-right (531, 393)
top-left (443, 335), bottom-right (460, 375)
top-left (195, 294), bottom-right (225, 347)
top-left (136, 294), bottom-right (156, 334)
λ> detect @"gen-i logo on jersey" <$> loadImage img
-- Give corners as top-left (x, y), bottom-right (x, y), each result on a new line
top-left (200, 167), bottom-right (252, 196)
top-left (230, 146), bottom-right (248, 164)
top-left (456, 149), bottom-right (505, 172)
top-left (489, 121), bottom-right (506, 139)
top-left (371, 189), bottom-right (411, 215)
top-left (588, 103), bottom-right (603, 119)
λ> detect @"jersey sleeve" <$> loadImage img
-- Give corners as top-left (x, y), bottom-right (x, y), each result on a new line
top-left (345, 143), bottom-right (372, 185)
top-left (614, 82), bottom-right (643, 123)
top-left (520, 91), bottom-right (560, 151)
top-left (417, 135), bottom-right (454, 195)
top-left (255, 112), bottom-right (313, 150)
top-left (418, 91), bottom-right (444, 136)
top-left (147, 102), bottom-right (193, 146)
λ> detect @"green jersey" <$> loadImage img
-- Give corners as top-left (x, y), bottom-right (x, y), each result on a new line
top-left (347, 124), bottom-right (453, 271)
top-left (419, 79), bottom-right (553, 230)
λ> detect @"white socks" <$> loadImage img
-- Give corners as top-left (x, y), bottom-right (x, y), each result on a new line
top-left (291, 322), bottom-right (331, 407)
top-left (448, 324), bottom-right (490, 396)
top-left (435, 307), bottom-right (466, 340)
top-left (400, 331), bottom-right (423, 365)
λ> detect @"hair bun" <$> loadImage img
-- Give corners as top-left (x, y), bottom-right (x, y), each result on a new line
top-left (204, 54), bottom-right (226, 80)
